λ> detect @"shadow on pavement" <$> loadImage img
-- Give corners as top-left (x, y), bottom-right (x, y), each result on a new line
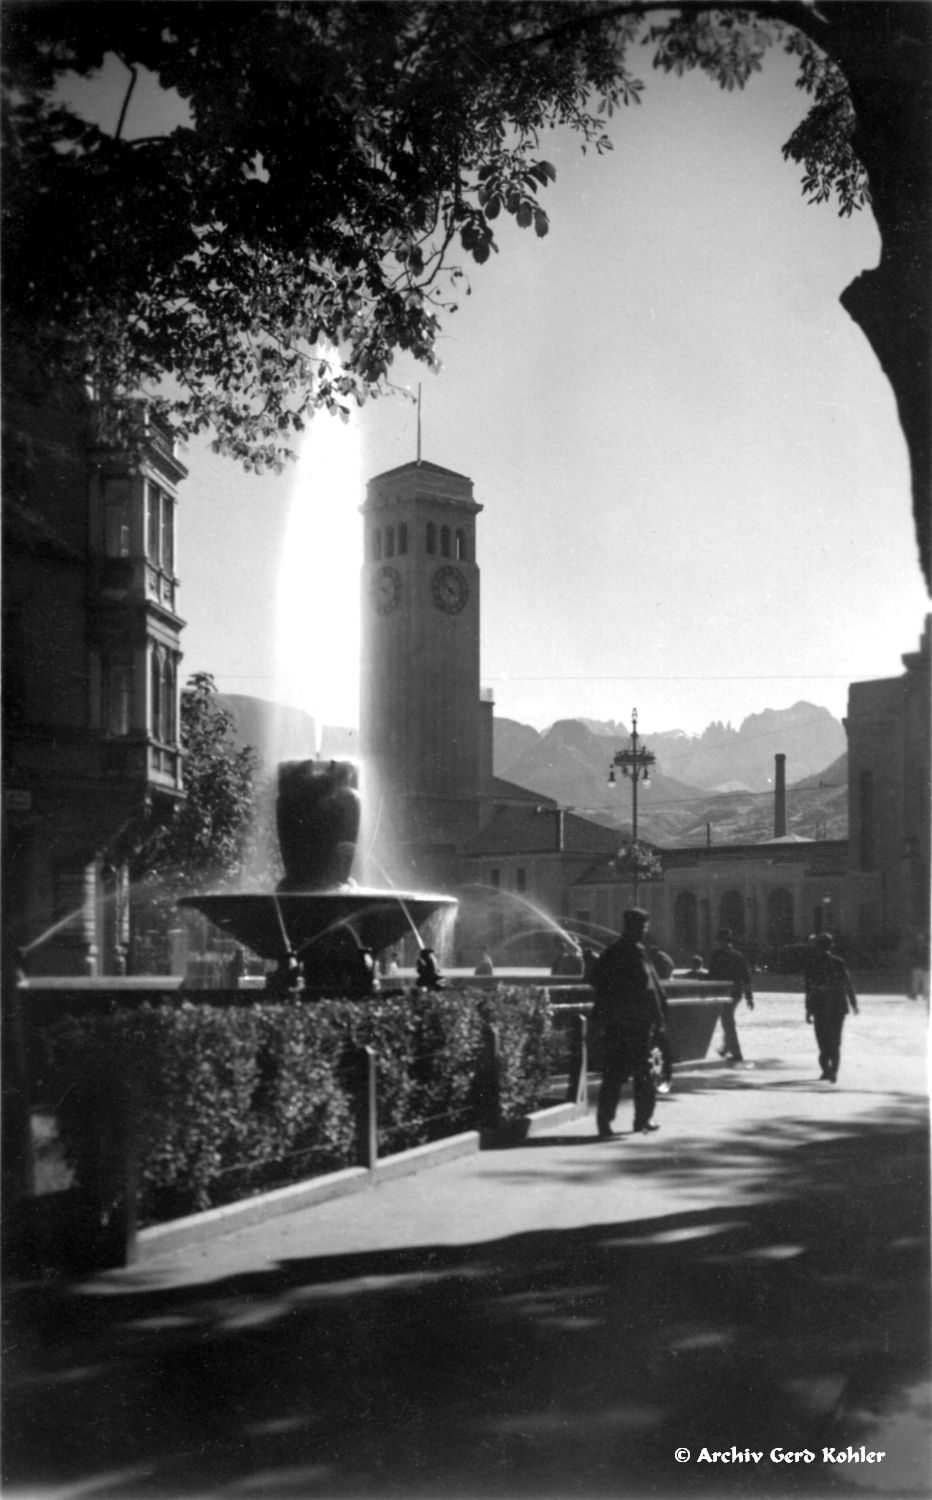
top-left (3, 1103), bottom-right (929, 1499)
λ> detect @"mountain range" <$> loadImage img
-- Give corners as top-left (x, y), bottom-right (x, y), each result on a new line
top-left (499, 702), bottom-right (846, 794)
top-left (493, 706), bottom-right (848, 844)
top-left (216, 695), bottom-right (848, 846)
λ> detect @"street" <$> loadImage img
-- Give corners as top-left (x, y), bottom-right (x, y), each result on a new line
top-left (4, 992), bottom-right (929, 1500)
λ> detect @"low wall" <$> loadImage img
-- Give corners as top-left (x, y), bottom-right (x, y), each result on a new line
top-left (550, 980), bottom-right (728, 1066)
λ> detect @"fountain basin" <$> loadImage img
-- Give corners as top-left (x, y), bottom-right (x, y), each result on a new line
top-left (178, 889), bottom-right (457, 968)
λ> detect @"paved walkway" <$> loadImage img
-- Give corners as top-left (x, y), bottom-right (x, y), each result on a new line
top-left (4, 994), bottom-right (930, 1500)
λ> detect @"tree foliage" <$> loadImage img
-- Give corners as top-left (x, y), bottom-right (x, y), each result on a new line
top-left (3, 1), bottom-right (928, 573)
top-left (137, 671), bottom-right (257, 892)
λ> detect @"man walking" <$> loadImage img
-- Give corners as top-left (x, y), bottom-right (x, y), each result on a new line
top-left (591, 908), bottom-right (668, 1137)
top-left (804, 932), bottom-right (858, 1081)
top-left (707, 927), bottom-right (755, 1063)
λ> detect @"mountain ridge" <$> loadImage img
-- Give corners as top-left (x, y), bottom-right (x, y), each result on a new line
top-left (213, 694), bottom-right (847, 844)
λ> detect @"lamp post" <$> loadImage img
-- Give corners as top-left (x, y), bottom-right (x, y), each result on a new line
top-left (607, 708), bottom-right (656, 906)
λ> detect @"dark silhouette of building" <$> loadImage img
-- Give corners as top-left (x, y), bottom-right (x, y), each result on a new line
top-left (3, 359), bottom-right (186, 976)
top-left (845, 617), bottom-right (930, 958)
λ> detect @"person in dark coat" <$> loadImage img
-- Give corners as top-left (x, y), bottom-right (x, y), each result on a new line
top-left (707, 927), bottom-right (755, 1063)
top-left (591, 907), bottom-right (668, 1137)
top-left (804, 932), bottom-right (858, 1081)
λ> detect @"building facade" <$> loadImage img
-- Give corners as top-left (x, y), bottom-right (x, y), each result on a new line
top-left (569, 838), bottom-right (850, 967)
top-left (3, 365), bottom-right (186, 977)
top-left (843, 618), bottom-right (930, 957)
top-left (458, 802), bottom-right (619, 967)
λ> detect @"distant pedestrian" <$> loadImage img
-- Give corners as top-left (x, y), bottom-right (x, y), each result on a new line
top-left (474, 949), bottom-right (495, 976)
top-left (804, 932), bottom-right (858, 1082)
top-left (908, 930), bottom-right (930, 1008)
top-left (591, 908), bottom-right (668, 1137)
top-left (685, 954), bottom-right (708, 978)
top-left (707, 927), bottom-right (755, 1063)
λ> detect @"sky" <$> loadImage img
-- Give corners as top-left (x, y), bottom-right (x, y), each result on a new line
top-left (68, 28), bottom-right (930, 740)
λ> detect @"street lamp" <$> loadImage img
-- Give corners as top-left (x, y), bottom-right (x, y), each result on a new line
top-left (607, 707), bottom-right (656, 905)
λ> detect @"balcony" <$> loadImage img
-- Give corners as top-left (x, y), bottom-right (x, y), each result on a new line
top-left (145, 563), bottom-right (177, 614)
top-left (99, 736), bottom-right (182, 795)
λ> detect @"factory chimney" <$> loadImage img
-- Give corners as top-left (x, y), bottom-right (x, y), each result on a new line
top-left (774, 753), bottom-right (787, 838)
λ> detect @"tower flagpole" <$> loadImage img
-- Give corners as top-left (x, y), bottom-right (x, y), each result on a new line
top-left (416, 383), bottom-right (422, 464)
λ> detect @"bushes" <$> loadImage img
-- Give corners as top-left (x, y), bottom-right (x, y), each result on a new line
top-left (481, 986), bottom-right (558, 1120)
top-left (36, 987), bottom-right (555, 1225)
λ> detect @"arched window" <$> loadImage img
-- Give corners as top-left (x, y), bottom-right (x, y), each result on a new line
top-left (426, 522), bottom-right (436, 555)
top-left (163, 653), bottom-right (177, 744)
top-left (674, 891), bottom-right (699, 952)
top-left (372, 529), bottom-right (382, 560)
top-left (149, 647), bottom-right (177, 744)
top-left (766, 888), bottom-right (794, 947)
top-left (720, 890), bottom-right (746, 937)
top-left (104, 503), bottom-right (130, 558)
top-left (105, 660), bottom-right (131, 737)
top-left (146, 482), bottom-right (175, 572)
top-left (150, 648), bottom-right (162, 741)
top-left (385, 526), bottom-right (395, 558)
top-left (398, 523), bottom-right (408, 555)
top-left (440, 525), bottom-right (451, 557)
top-left (455, 528), bottom-right (467, 560)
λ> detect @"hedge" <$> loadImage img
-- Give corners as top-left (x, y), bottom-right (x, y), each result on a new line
top-left (36, 986), bottom-right (557, 1225)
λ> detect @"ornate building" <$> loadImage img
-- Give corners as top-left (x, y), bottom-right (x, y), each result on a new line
top-left (3, 365), bottom-right (186, 977)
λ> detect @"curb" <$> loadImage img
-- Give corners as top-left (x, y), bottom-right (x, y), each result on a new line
top-left (134, 1099), bottom-right (589, 1263)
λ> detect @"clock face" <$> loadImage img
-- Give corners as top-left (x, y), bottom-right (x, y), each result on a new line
top-left (370, 564), bottom-right (401, 615)
top-left (431, 565), bottom-right (469, 615)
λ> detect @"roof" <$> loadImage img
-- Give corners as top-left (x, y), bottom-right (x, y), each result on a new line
top-left (660, 839), bottom-right (849, 870)
top-left (463, 804), bottom-right (619, 858)
top-left (369, 459), bottom-right (473, 484)
top-left (484, 776), bottom-right (557, 806)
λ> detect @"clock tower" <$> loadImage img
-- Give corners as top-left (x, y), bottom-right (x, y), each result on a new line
top-left (360, 460), bottom-right (482, 881)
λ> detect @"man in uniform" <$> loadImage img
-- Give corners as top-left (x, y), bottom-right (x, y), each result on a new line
top-left (707, 927), bottom-right (755, 1064)
top-left (591, 907), bottom-right (668, 1137)
top-left (804, 931), bottom-right (858, 1082)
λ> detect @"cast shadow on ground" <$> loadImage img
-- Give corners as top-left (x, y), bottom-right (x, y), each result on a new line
top-left (4, 1100), bottom-right (929, 1500)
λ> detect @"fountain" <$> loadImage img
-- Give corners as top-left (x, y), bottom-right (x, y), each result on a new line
top-left (179, 758), bottom-right (456, 997)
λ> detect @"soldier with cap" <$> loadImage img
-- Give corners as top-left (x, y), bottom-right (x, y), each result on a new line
top-left (707, 927), bottom-right (755, 1063)
top-left (804, 931), bottom-right (858, 1081)
top-left (590, 907), bottom-right (668, 1137)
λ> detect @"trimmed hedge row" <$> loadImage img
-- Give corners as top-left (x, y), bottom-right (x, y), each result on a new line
top-left (37, 986), bottom-right (556, 1225)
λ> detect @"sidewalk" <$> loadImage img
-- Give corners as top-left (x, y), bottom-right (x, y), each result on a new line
top-left (4, 994), bottom-right (929, 1500)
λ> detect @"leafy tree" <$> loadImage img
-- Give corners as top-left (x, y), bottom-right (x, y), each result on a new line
top-left (3, 1), bottom-right (929, 576)
top-left (136, 672), bottom-right (258, 894)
